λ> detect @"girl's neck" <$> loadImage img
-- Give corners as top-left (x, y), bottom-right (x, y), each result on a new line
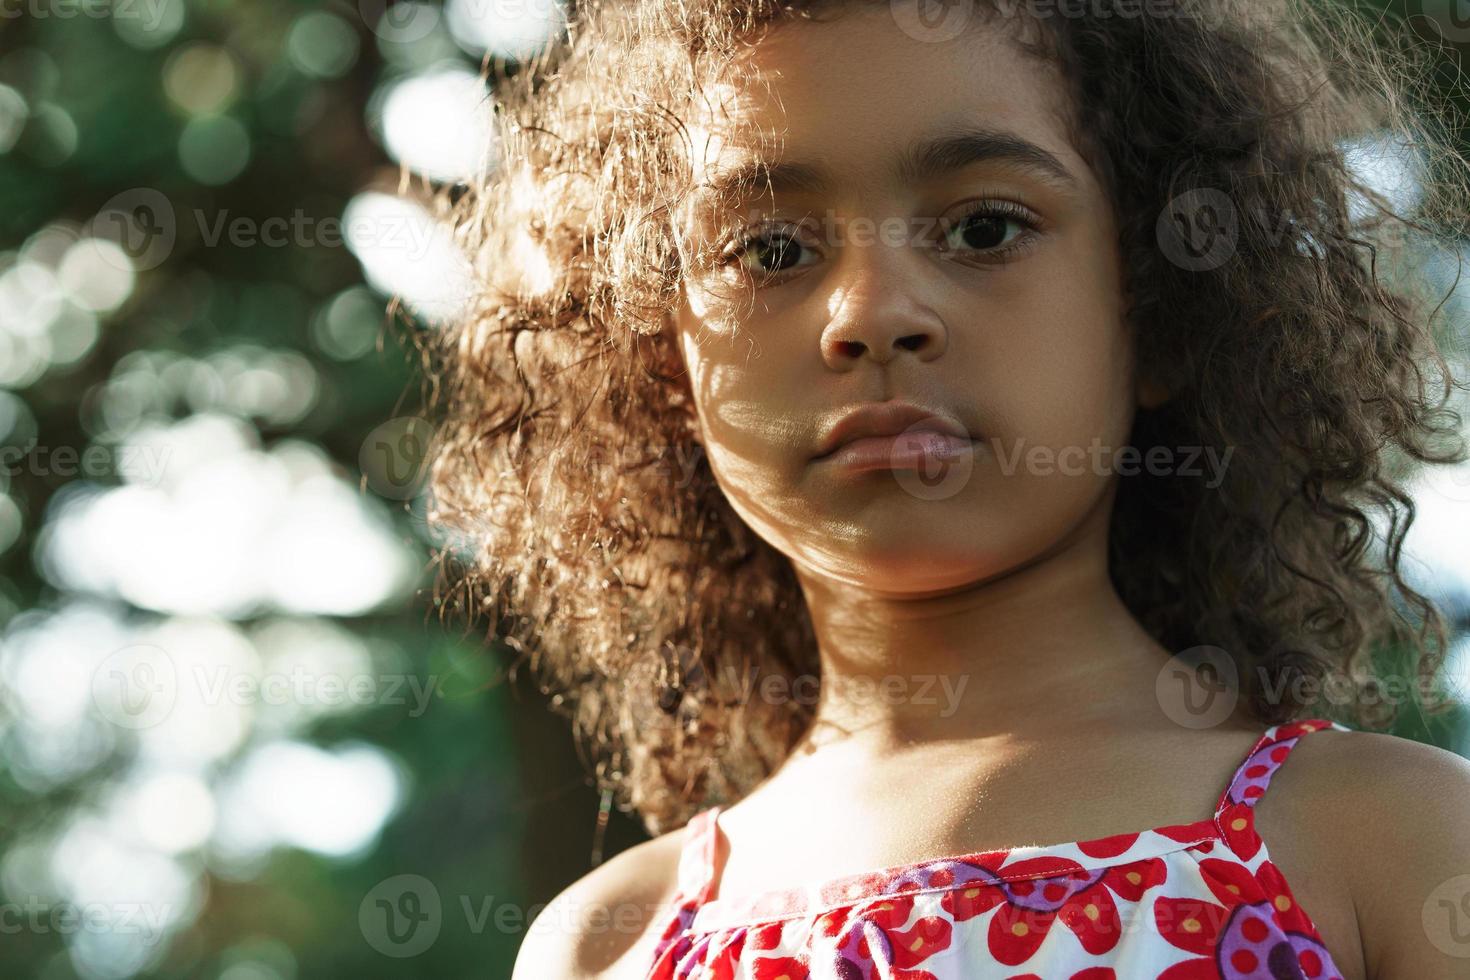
top-left (790, 524), bottom-right (1176, 757)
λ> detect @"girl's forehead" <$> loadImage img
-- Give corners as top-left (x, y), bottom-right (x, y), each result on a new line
top-left (698, 18), bottom-right (1055, 118)
top-left (681, 13), bottom-right (1088, 205)
top-left (683, 123), bottom-right (1083, 214)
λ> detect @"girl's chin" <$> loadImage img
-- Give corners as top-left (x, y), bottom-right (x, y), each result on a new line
top-left (791, 541), bottom-right (998, 591)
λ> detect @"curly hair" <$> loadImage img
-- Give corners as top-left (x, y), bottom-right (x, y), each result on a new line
top-left (421, 0), bottom-right (1470, 835)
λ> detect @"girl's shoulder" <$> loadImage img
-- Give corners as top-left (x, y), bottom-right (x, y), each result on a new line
top-left (1254, 723), bottom-right (1470, 979)
top-left (511, 823), bottom-right (686, 980)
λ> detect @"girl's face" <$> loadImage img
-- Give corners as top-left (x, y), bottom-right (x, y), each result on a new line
top-left (673, 8), bottom-right (1144, 595)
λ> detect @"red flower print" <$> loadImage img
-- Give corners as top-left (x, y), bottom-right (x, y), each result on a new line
top-left (744, 923), bottom-right (811, 980)
top-left (747, 921), bottom-right (784, 952)
top-left (1217, 802), bottom-right (1262, 860)
top-left (1155, 858), bottom-right (1341, 980)
top-left (639, 720), bottom-right (1355, 979)
top-left (940, 856), bottom-right (1167, 966)
top-left (803, 893), bottom-right (951, 980)
top-left (752, 953), bottom-right (810, 980)
top-left (1076, 833), bottom-right (1139, 860)
top-left (665, 927), bottom-right (746, 980)
top-left (703, 928), bottom-right (747, 980)
top-left (1154, 819), bottom-right (1223, 846)
top-left (647, 900), bottom-right (698, 980)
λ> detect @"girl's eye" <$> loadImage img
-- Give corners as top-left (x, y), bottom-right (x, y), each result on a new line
top-left (720, 227), bottom-right (816, 280)
top-left (939, 201), bottom-right (1039, 260)
top-left (716, 201), bottom-right (1040, 283)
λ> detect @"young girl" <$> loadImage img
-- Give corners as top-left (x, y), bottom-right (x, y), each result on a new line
top-left (424, 0), bottom-right (1470, 976)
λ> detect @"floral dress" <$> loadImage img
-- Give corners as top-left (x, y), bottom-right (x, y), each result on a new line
top-left (645, 718), bottom-right (1351, 979)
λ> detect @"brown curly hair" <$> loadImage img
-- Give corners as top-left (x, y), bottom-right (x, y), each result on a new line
top-left (421, 0), bottom-right (1470, 836)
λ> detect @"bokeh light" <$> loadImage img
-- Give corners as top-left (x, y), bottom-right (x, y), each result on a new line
top-left (374, 66), bottom-right (495, 183)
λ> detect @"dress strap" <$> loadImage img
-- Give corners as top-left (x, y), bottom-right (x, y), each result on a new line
top-left (675, 805), bottom-right (723, 903)
top-left (1213, 717), bottom-right (1348, 815)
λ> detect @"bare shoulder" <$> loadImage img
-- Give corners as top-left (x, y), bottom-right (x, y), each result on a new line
top-left (1256, 722), bottom-right (1470, 980)
top-left (511, 824), bottom-right (688, 980)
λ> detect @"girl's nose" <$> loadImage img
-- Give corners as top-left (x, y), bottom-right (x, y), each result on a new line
top-left (818, 246), bottom-right (949, 370)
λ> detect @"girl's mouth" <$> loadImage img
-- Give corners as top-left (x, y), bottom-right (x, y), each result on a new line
top-left (814, 431), bottom-right (975, 473)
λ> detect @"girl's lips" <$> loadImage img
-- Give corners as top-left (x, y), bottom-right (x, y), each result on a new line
top-left (816, 430), bottom-right (975, 472)
top-left (814, 402), bottom-right (971, 459)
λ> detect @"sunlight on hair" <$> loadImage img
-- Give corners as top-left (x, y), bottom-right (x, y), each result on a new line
top-left (504, 166), bottom-right (558, 296)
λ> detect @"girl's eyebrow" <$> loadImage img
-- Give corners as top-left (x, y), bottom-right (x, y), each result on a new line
top-left (690, 125), bottom-right (1079, 210)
